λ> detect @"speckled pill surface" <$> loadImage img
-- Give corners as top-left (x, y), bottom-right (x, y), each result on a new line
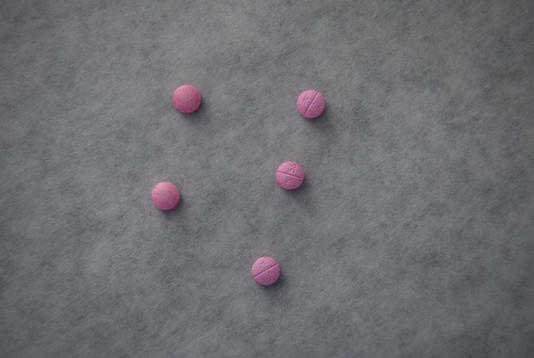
top-left (297, 89), bottom-right (325, 118)
top-left (173, 85), bottom-right (201, 113)
top-left (151, 182), bottom-right (180, 210)
top-left (276, 161), bottom-right (304, 190)
top-left (251, 257), bottom-right (280, 286)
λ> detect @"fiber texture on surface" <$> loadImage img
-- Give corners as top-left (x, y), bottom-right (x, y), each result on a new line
top-left (1, 0), bottom-right (533, 357)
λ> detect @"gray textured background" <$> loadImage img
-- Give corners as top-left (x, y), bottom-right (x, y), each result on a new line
top-left (1, 0), bottom-right (533, 357)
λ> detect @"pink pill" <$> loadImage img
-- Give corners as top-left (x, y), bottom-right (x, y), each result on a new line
top-left (173, 85), bottom-right (201, 113)
top-left (151, 182), bottom-right (180, 210)
top-left (251, 256), bottom-right (280, 286)
top-left (276, 161), bottom-right (304, 190)
top-left (297, 89), bottom-right (325, 119)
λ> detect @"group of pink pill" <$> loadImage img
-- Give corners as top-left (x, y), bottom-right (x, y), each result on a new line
top-left (151, 84), bottom-right (326, 286)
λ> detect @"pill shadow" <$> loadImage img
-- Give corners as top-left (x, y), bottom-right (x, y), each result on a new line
top-left (158, 194), bottom-right (185, 218)
top-left (176, 95), bottom-right (211, 126)
top-left (282, 178), bottom-right (308, 196)
top-left (303, 104), bottom-right (335, 134)
top-left (260, 271), bottom-right (285, 291)
top-left (177, 102), bottom-right (203, 117)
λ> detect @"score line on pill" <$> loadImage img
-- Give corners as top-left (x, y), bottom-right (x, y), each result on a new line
top-left (276, 161), bottom-right (304, 190)
top-left (251, 257), bottom-right (280, 286)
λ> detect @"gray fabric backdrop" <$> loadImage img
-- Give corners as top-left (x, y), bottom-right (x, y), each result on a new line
top-left (1, 0), bottom-right (533, 357)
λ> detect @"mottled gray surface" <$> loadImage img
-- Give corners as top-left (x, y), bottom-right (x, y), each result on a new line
top-left (1, 0), bottom-right (534, 357)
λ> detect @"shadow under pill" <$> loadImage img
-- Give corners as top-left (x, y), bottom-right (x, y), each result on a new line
top-left (283, 179), bottom-right (309, 199)
top-left (261, 271), bottom-right (284, 291)
top-left (160, 195), bottom-right (185, 218)
top-left (305, 105), bottom-right (335, 134)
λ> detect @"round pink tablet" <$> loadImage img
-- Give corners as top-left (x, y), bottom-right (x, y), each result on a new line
top-left (151, 182), bottom-right (180, 210)
top-left (251, 257), bottom-right (280, 286)
top-left (297, 89), bottom-right (325, 118)
top-left (276, 161), bottom-right (304, 190)
top-left (173, 85), bottom-right (201, 113)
